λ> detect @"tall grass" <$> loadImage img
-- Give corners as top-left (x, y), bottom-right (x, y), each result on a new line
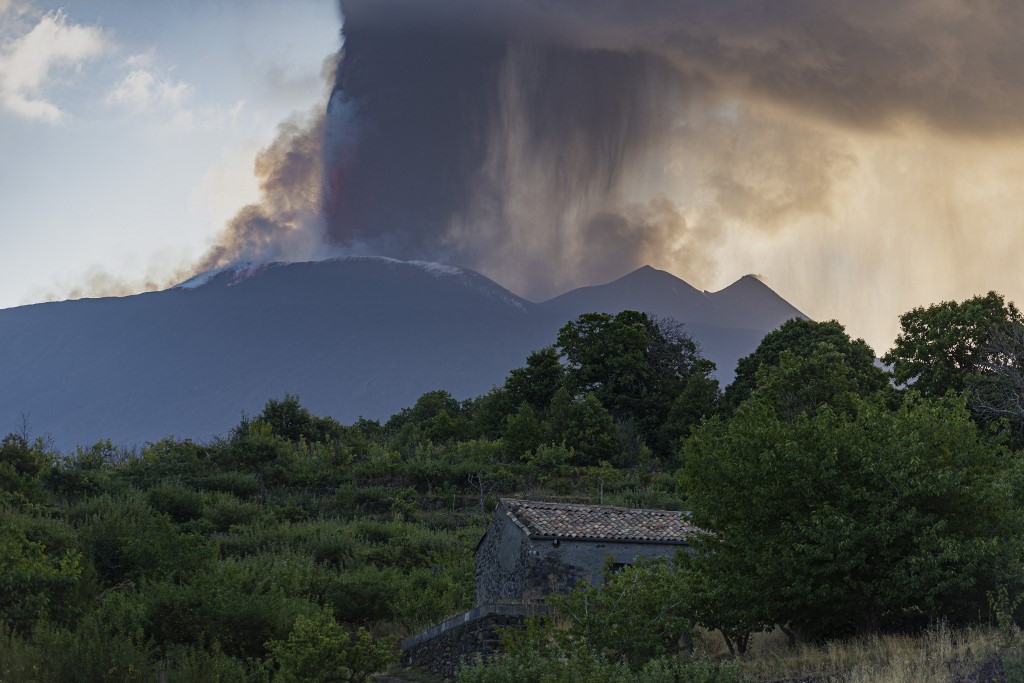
top-left (694, 622), bottom-right (1009, 683)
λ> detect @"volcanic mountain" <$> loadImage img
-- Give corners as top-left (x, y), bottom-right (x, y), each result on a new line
top-left (0, 258), bottom-right (805, 451)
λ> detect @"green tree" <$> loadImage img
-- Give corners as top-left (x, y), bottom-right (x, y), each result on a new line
top-left (70, 492), bottom-right (213, 586)
top-left (0, 524), bottom-right (82, 633)
top-left (884, 291), bottom-right (1023, 398)
top-left (45, 440), bottom-right (124, 499)
top-left (726, 319), bottom-right (886, 409)
top-left (467, 388), bottom-right (516, 440)
top-left (679, 549), bottom-right (769, 655)
top-left (557, 311), bottom-right (714, 452)
top-left (548, 557), bottom-right (692, 668)
top-left (752, 344), bottom-right (881, 422)
top-left (970, 320), bottom-right (1024, 442)
top-left (504, 346), bottom-right (565, 413)
top-left (680, 394), bottom-right (1021, 641)
top-left (548, 390), bottom-right (623, 466)
top-left (266, 611), bottom-right (395, 683)
top-left (259, 394), bottom-right (345, 444)
top-left (386, 390), bottom-right (472, 451)
top-left (0, 433), bottom-right (49, 504)
top-left (657, 373), bottom-right (720, 452)
top-left (224, 419), bottom-right (294, 504)
top-left (500, 404), bottom-right (546, 460)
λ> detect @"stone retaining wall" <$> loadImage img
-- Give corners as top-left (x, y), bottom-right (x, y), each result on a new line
top-left (401, 604), bottom-right (543, 679)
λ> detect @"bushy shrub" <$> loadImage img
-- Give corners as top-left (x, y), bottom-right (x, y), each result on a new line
top-left (318, 564), bottom-right (403, 625)
top-left (147, 483), bottom-right (205, 523)
top-left (548, 558), bottom-right (692, 668)
top-left (218, 520), bottom-right (358, 569)
top-left (266, 611), bottom-right (396, 683)
top-left (203, 492), bottom-right (264, 532)
top-left (0, 433), bottom-right (49, 504)
top-left (163, 644), bottom-right (268, 683)
top-left (389, 560), bottom-right (474, 632)
top-left (68, 492), bottom-right (214, 585)
top-left (30, 591), bottom-right (157, 682)
top-left (44, 441), bottom-right (126, 499)
top-left (144, 553), bottom-right (322, 659)
top-left (0, 523), bottom-right (82, 633)
top-left (126, 438), bottom-right (211, 488)
top-left (196, 471), bottom-right (262, 498)
top-left (354, 520), bottom-right (461, 570)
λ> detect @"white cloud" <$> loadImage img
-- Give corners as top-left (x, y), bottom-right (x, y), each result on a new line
top-left (107, 67), bottom-right (190, 113)
top-left (0, 9), bottom-right (109, 123)
top-left (106, 55), bottom-right (245, 133)
top-left (125, 49), bottom-right (155, 69)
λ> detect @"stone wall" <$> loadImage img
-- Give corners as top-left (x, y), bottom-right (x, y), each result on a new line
top-left (475, 509), bottom-right (530, 605)
top-left (401, 604), bottom-right (542, 679)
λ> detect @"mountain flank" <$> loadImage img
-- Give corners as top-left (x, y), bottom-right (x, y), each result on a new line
top-left (0, 258), bottom-right (806, 451)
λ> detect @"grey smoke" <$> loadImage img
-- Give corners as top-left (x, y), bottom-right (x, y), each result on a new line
top-left (324, 3), bottom-right (693, 297)
top-left (183, 0), bottom-right (1024, 352)
top-left (318, 0), bottom-right (1024, 301)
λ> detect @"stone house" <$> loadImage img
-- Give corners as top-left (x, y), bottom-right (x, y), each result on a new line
top-left (475, 498), bottom-right (697, 606)
top-left (403, 498), bottom-right (697, 677)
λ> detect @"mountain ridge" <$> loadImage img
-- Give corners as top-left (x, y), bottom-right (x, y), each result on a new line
top-left (0, 259), bottom-right (807, 451)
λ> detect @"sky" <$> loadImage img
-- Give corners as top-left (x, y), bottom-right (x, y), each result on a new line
top-left (2, 0), bottom-right (1024, 356)
top-left (0, 0), bottom-right (340, 306)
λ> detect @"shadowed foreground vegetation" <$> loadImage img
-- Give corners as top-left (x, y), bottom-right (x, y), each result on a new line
top-left (5, 297), bottom-right (1024, 681)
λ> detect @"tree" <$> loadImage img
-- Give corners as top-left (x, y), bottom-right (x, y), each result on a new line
top-left (548, 389), bottom-right (623, 466)
top-left (726, 318), bottom-right (887, 409)
top-left (259, 394), bottom-right (345, 444)
top-left (467, 388), bottom-right (516, 440)
top-left (500, 404), bottom-right (545, 460)
top-left (503, 346), bottom-right (565, 413)
top-left (884, 291), bottom-right (1023, 398)
top-left (680, 394), bottom-right (1021, 641)
top-left (752, 344), bottom-right (878, 422)
top-left (0, 524), bottom-right (82, 633)
top-left (657, 373), bottom-right (720, 453)
top-left (0, 433), bottom-right (49, 504)
top-left (386, 390), bottom-right (472, 451)
top-left (266, 611), bottom-right (396, 683)
top-left (971, 320), bottom-right (1024, 436)
top-left (556, 311), bottom-right (714, 453)
top-left (224, 418), bottom-right (293, 504)
top-left (547, 557), bottom-right (692, 668)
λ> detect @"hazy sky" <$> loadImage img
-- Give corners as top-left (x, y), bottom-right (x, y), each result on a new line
top-left (0, 0), bottom-right (339, 307)
top-left (3, 0), bottom-right (1024, 356)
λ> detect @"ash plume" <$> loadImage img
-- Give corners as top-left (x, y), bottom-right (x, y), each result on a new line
top-left (60, 1), bottom-right (1024, 354)
top-left (196, 55), bottom-right (342, 272)
top-left (317, 0), bottom-right (1024, 348)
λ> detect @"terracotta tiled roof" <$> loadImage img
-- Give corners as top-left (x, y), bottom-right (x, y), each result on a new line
top-left (499, 498), bottom-right (696, 545)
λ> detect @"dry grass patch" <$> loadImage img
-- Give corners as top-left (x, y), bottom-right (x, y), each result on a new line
top-left (694, 623), bottom-right (1008, 683)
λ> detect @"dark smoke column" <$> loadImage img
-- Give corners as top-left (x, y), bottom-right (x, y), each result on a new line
top-left (324, 16), bottom-right (506, 257)
top-left (323, 1), bottom-right (679, 296)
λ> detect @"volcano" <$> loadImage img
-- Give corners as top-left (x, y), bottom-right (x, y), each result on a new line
top-left (0, 258), bottom-right (804, 451)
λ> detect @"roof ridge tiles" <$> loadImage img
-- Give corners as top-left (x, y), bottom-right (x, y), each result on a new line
top-left (497, 498), bottom-right (695, 545)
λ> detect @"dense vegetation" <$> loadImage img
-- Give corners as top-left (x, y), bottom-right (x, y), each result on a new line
top-left (3, 298), bottom-right (1024, 682)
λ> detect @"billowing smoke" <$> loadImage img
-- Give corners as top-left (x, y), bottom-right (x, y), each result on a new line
top-left (314, 0), bottom-right (1024, 349)
top-left (195, 55), bottom-right (341, 272)
top-left (67, 1), bottom-right (1024, 353)
top-left (324, 3), bottom-right (699, 297)
top-left (47, 57), bottom-right (339, 303)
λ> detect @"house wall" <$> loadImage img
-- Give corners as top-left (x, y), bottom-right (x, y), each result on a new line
top-left (475, 504), bottom-right (686, 606)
